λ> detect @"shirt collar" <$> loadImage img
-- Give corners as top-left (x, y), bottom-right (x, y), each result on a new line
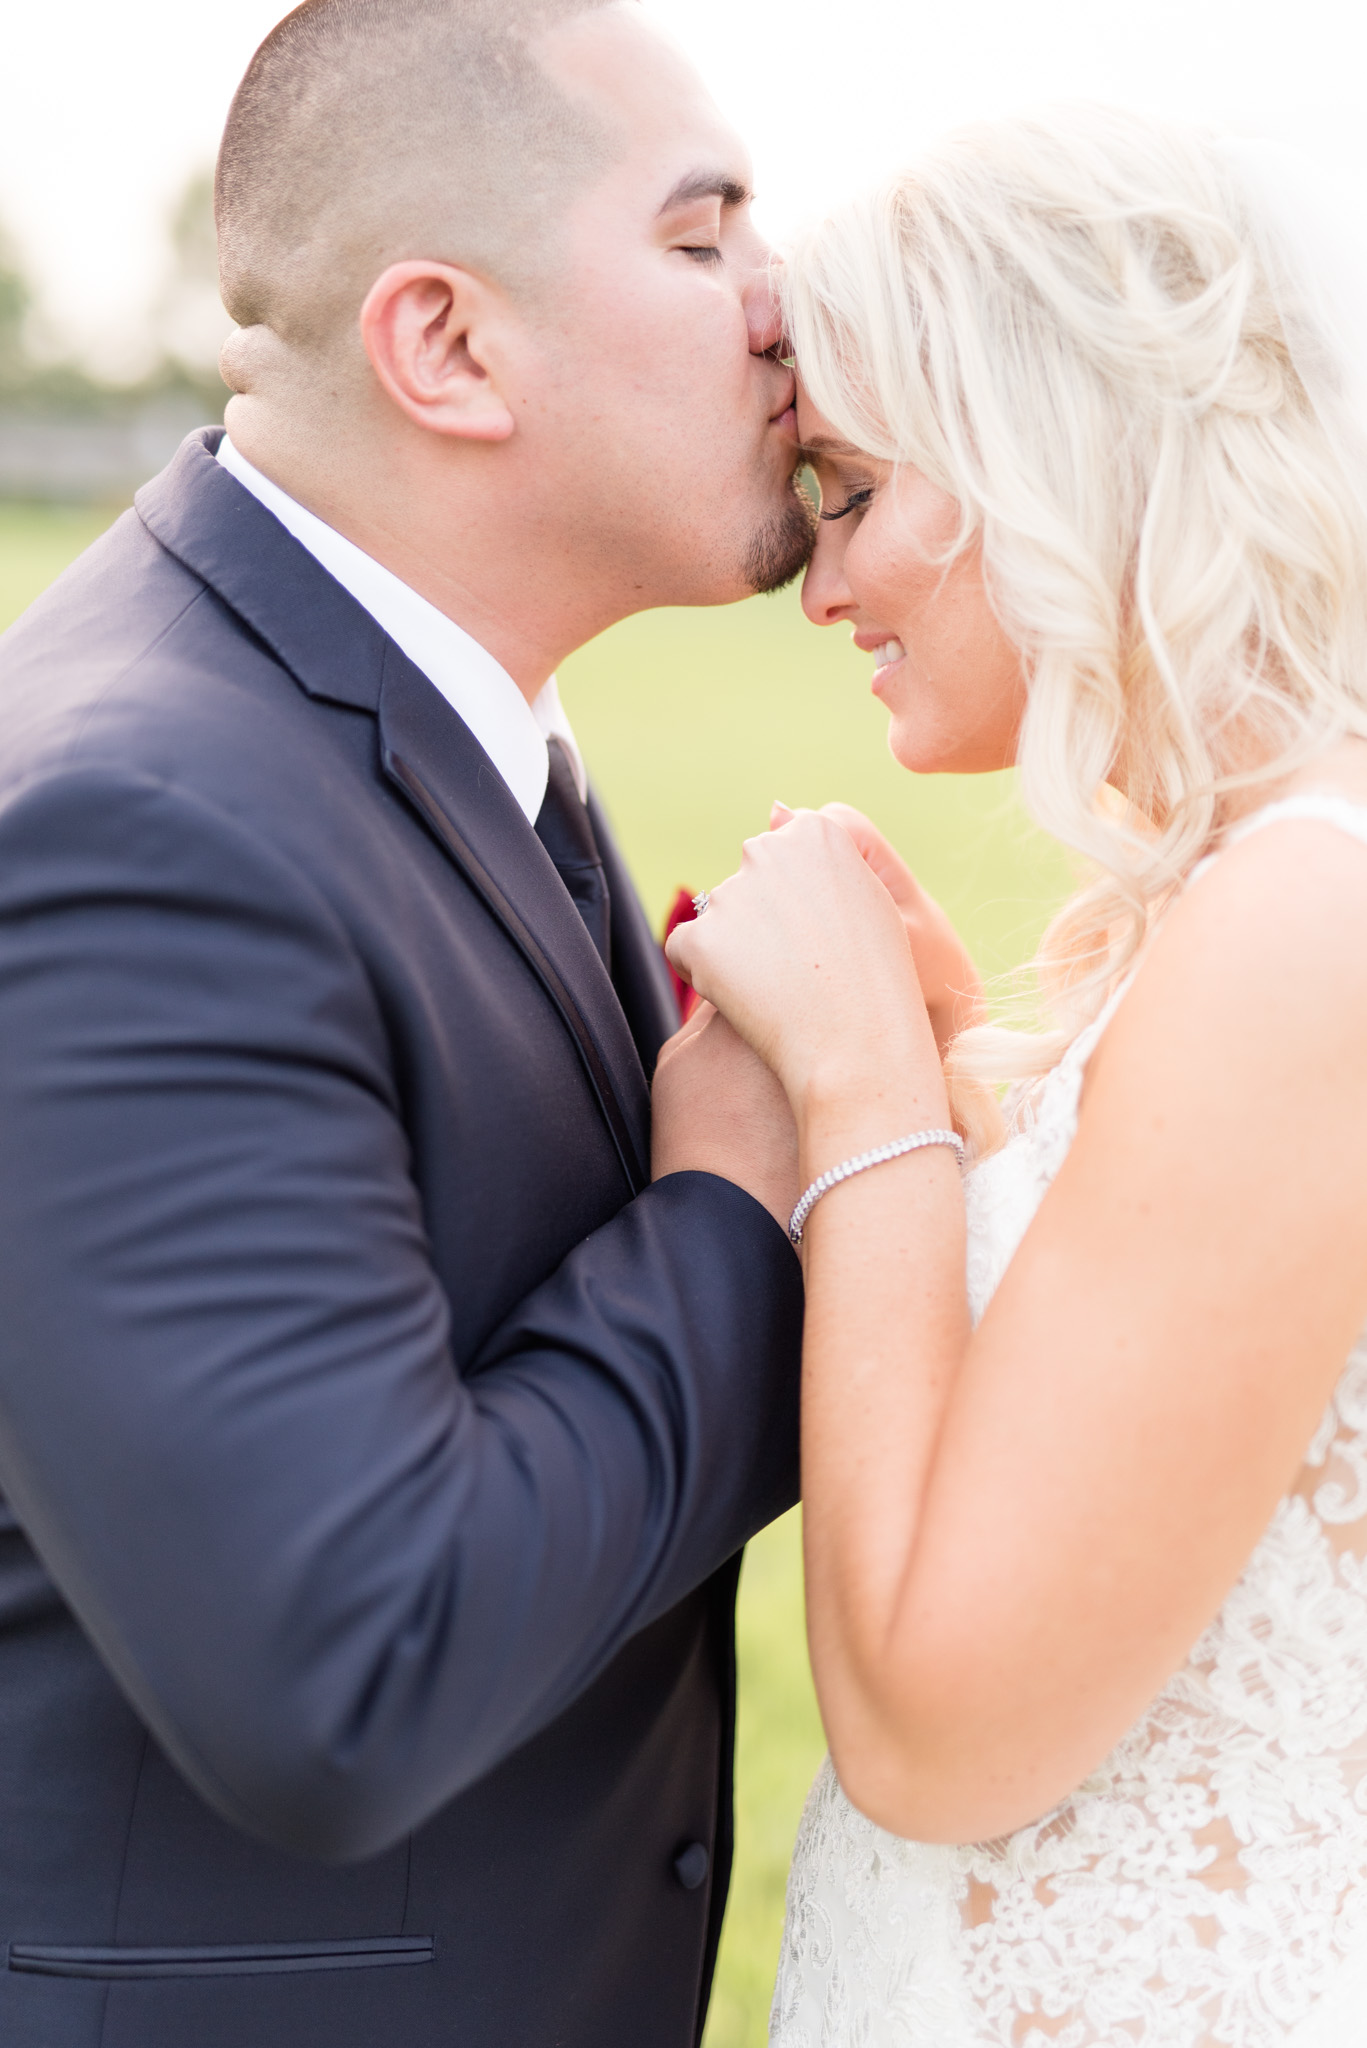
top-left (215, 436), bottom-right (587, 822)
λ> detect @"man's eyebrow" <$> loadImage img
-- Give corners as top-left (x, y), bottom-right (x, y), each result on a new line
top-left (657, 171), bottom-right (753, 216)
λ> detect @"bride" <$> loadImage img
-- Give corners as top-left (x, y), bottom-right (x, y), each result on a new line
top-left (657, 109), bottom-right (1367, 2046)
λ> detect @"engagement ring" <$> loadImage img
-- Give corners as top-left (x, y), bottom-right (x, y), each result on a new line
top-left (692, 891), bottom-right (710, 916)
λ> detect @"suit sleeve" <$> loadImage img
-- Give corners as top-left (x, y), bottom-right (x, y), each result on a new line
top-left (0, 765), bottom-right (801, 1861)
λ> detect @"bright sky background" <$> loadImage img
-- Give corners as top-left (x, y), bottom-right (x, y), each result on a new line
top-left (1, 0), bottom-right (1364, 374)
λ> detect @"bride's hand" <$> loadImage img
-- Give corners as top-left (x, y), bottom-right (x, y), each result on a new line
top-left (666, 808), bottom-right (946, 1124)
top-left (790, 803), bottom-right (984, 1058)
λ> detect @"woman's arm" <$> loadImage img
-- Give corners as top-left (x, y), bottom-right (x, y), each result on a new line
top-left (669, 810), bottom-right (1367, 1842)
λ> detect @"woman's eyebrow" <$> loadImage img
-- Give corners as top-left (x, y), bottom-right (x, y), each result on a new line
top-left (657, 171), bottom-right (753, 216)
top-left (799, 434), bottom-right (862, 460)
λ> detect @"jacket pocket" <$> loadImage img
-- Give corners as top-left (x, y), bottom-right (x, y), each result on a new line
top-left (6, 1936), bottom-right (434, 1979)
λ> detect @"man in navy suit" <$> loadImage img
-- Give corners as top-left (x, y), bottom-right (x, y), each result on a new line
top-left (0, 4), bottom-right (815, 2044)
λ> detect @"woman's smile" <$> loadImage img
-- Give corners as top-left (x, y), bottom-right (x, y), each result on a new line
top-left (852, 630), bottom-right (907, 691)
top-left (795, 388), bottom-right (1025, 773)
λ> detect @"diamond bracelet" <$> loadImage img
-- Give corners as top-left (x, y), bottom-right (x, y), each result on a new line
top-left (788, 1129), bottom-right (966, 1246)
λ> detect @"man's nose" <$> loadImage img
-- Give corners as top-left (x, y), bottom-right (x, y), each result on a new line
top-left (744, 256), bottom-right (784, 357)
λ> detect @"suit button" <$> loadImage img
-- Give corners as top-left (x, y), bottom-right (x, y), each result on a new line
top-left (673, 1841), bottom-right (710, 1892)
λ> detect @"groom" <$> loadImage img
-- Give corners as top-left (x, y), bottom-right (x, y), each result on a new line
top-left (0, 4), bottom-right (814, 2045)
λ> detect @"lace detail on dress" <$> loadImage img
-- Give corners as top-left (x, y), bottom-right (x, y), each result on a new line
top-left (771, 796), bottom-right (1367, 2048)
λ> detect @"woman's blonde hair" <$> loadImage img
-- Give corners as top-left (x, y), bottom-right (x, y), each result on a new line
top-left (782, 108), bottom-right (1367, 1146)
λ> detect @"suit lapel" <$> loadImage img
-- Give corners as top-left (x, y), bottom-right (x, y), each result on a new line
top-left (377, 648), bottom-right (651, 1192)
top-left (591, 792), bottom-right (683, 1078)
top-left (136, 429), bottom-right (387, 715)
top-left (138, 429), bottom-right (652, 1195)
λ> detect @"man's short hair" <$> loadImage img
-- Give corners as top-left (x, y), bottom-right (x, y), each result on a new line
top-left (216, 0), bottom-right (621, 350)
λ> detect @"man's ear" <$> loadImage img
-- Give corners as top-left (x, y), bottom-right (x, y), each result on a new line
top-left (360, 261), bottom-right (517, 442)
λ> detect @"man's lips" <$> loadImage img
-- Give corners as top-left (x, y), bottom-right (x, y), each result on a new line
top-left (768, 365), bottom-right (798, 436)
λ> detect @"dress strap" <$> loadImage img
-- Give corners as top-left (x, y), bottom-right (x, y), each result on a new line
top-left (1189, 790), bottom-right (1367, 886)
top-left (1062, 969), bottom-right (1139, 1073)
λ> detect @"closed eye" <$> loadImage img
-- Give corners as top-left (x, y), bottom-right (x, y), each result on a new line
top-left (820, 487), bottom-right (875, 522)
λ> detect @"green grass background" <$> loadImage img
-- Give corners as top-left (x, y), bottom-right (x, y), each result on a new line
top-left (0, 501), bottom-right (1074, 2048)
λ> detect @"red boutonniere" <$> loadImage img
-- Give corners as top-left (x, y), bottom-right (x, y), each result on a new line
top-left (663, 887), bottom-right (700, 1021)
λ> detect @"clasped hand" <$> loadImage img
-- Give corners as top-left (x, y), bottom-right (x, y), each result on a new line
top-left (663, 805), bottom-right (977, 1117)
top-left (651, 1001), bottom-right (800, 1230)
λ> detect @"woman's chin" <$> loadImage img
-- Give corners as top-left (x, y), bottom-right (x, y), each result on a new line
top-left (887, 724), bottom-right (963, 777)
top-left (888, 721), bottom-right (1014, 778)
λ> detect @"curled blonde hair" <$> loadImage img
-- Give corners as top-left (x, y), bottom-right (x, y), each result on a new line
top-left (782, 108), bottom-right (1367, 1145)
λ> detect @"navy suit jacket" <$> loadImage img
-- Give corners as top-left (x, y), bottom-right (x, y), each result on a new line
top-left (0, 431), bottom-right (802, 2048)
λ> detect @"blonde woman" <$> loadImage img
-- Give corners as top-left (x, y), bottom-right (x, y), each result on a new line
top-left (658, 111), bottom-right (1367, 2045)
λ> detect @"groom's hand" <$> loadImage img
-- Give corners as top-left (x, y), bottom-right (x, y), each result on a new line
top-left (652, 1002), bottom-right (800, 1235)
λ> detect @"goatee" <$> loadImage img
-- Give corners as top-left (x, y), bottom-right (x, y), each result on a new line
top-left (744, 481), bottom-right (818, 596)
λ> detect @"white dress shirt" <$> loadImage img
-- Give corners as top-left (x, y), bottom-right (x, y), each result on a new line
top-left (216, 435), bottom-right (587, 824)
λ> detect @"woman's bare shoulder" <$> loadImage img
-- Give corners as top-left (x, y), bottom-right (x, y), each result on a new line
top-left (1088, 764), bottom-right (1367, 1128)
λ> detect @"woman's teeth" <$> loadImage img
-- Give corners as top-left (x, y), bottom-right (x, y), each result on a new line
top-left (873, 639), bottom-right (905, 668)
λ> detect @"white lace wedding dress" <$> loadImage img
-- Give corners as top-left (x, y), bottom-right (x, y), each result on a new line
top-left (771, 795), bottom-right (1367, 2048)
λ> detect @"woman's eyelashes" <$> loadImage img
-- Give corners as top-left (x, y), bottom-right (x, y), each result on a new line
top-left (819, 485), bottom-right (876, 523)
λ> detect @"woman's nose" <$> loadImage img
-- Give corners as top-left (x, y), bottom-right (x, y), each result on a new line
top-left (801, 536), bottom-right (857, 628)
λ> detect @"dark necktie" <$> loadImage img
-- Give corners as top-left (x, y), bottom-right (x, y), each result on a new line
top-left (534, 737), bottom-right (611, 970)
